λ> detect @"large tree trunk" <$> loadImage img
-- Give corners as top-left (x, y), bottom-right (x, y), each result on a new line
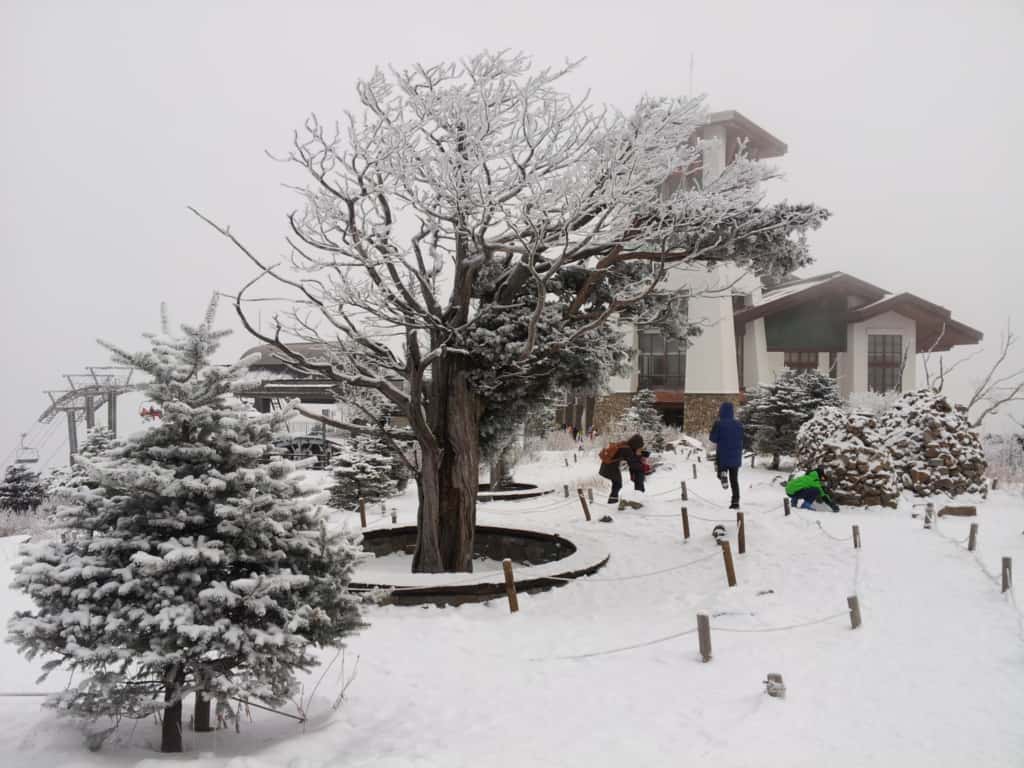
top-left (161, 666), bottom-right (184, 753)
top-left (193, 691), bottom-right (212, 732)
top-left (412, 358), bottom-right (482, 573)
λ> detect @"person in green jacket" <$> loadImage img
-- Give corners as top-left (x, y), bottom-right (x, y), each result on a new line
top-left (785, 468), bottom-right (840, 512)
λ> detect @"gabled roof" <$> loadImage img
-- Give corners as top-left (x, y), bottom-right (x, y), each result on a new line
top-left (734, 272), bottom-right (887, 325)
top-left (734, 272), bottom-right (983, 352)
top-left (847, 292), bottom-right (983, 351)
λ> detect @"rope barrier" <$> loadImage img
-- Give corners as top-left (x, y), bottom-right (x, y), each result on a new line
top-left (541, 551), bottom-right (721, 583)
top-left (533, 627), bottom-right (698, 661)
top-left (712, 611), bottom-right (849, 633)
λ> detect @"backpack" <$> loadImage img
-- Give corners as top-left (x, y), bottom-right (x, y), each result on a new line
top-left (600, 441), bottom-right (625, 464)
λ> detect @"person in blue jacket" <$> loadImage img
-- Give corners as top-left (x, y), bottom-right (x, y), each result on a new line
top-left (709, 401), bottom-right (744, 509)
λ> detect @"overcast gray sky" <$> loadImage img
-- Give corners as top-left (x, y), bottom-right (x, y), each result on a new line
top-left (2, 0), bottom-right (1022, 469)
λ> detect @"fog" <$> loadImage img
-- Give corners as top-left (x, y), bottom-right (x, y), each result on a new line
top-left (2, 0), bottom-right (1021, 469)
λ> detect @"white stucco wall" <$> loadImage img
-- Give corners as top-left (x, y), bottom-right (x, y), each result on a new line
top-left (848, 310), bottom-right (918, 393)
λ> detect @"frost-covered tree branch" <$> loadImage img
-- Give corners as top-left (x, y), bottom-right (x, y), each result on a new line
top-left (198, 51), bottom-right (828, 573)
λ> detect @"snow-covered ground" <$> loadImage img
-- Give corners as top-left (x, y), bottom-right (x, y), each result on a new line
top-left (1, 449), bottom-right (1023, 766)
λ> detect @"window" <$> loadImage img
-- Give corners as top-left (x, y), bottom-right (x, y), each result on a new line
top-left (638, 331), bottom-right (686, 389)
top-left (784, 351), bottom-right (819, 370)
top-left (868, 334), bottom-right (904, 393)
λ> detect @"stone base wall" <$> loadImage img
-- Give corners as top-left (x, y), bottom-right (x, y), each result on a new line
top-left (596, 391), bottom-right (740, 438)
top-left (594, 393), bottom-right (634, 433)
top-left (682, 393), bottom-right (740, 437)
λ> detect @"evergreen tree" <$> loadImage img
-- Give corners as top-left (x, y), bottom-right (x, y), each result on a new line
top-left (620, 389), bottom-right (663, 432)
top-left (329, 433), bottom-right (403, 510)
top-left (0, 464), bottom-right (46, 514)
top-left (48, 428), bottom-right (119, 500)
top-left (740, 369), bottom-right (840, 469)
top-left (8, 299), bottom-right (364, 754)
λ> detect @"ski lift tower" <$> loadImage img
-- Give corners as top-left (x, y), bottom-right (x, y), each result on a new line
top-left (38, 366), bottom-right (136, 466)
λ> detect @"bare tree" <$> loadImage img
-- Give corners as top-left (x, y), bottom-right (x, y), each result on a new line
top-left (195, 52), bottom-right (828, 572)
top-left (924, 320), bottom-right (1024, 427)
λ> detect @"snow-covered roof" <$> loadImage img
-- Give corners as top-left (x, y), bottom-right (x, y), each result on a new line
top-left (735, 272), bottom-right (983, 352)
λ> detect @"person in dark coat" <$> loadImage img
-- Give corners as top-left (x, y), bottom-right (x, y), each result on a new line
top-left (598, 433), bottom-right (646, 504)
top-left (709, 402), bottom-right (744, 509)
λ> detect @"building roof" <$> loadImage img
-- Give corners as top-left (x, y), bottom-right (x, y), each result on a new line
top-left (701, 110), bottom-right (788, 159)
top-left (241, 342), bottom-right (342, 370)
top-left (734, 272), bottom-right (983, 353)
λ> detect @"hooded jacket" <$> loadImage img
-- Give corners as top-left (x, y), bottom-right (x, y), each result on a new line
top-left (709, 402), bottom-right (744, 469)
top-left (785, 470), bottom-right (833, 503)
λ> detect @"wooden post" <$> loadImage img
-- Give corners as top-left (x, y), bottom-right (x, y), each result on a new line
top-left (783, 497), bottom-right (791, 516)
top-left (680, 480), bottom-right (688, 501)
top-left (852, 525), bottom-right (861, 549)
top-left (358, 498), bottom-right (367, 528)
top-left (698, 455), bottom-right (702, 463)
top-left (577, 489), bottom-right (592, 522)
top-left (992, 477), bottom-right (999, 490)
top-left (697, 613), bottom-right (712, 662)
top-left (681, 506), bottom-right (690, 540)
top-left (750, 453), bottom-right (755, 468)
top-left (587, 487), bottom-right (594, 503)
top-left (502, 559), bottom-right (519, 613)
top-left (564, 457), bottom-right (569, 468)
top-left (968, 523), bottom-right (979, 552)
top-left (692, 463), bottom-right (698, 480)
top-left (390, 508), bottom-right (397, 524)
top-left (847, 595), bottom-right (862, 629)
top-left (563, 484), bottom-right (570, 498)
top-left (736, 512), bottom-right (745, 555)
top-left (1002, 557), bottom-right (1012, 593)
top-left (924, 502), bottom-right (934, 529)
top-left (720, 540), bottom-right (737, 587)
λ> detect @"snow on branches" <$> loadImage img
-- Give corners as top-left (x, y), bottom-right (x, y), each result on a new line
top-left (7, 298), bottom-right (365, 752)
top-left (194, 51), bottom-right (829, 573)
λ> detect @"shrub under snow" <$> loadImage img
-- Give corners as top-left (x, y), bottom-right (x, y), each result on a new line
top-left (881, 390), bottom-right (987, 496)
top-left (796, 389), bottom-right (988, 505)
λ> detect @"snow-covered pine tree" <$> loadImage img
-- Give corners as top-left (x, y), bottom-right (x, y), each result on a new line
top-left (8, 299), bottom-right (364, 754)
top-left (741, 369), bottom-right (840, 469)
top-left (619, 389), bottom-right (664, 440)
top-left (329, 433), bottom-right (403, 510)
top-left (48, 428), bottom-right (119, 501)
top-left (0, 464), bottom-right (46, 514)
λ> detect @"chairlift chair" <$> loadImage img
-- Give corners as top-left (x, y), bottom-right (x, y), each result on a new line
top-left (139, 403), bottom-right (163, 422)
top-left (15, 433), bottom-right (39, 464)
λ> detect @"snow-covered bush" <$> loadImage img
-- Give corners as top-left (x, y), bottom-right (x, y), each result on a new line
top-left (796, 409), bottom-right (900, 507)
top-left (741, 369), bottom-right (841, 468)
top-left (0, 464), bottom-right (46, 514)
top-left (8, 299), bottom-right (365, 754)
top-left (983, 433), bottom-right (1024, 485)
top-left (881, 390), bottom-right (987, 496)
top-left (846, 390), bottom-right (899, 416)
top-left (330, 434), bottom-right (407, 510)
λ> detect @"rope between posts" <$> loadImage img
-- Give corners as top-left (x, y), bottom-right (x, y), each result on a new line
top-left (533, 628), bottom-right (699, 661)
top-left (540, 551), bottom-right (721, 582)
top-left (533, 608), bottom-right (853, 661)
top-left (712, 611), bottom-right (849, 633)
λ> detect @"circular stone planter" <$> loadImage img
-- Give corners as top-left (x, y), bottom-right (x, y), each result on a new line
top-left (477, 482), bottom-right (552, 502)
top-left (352, 525), bottom-right (610, 606)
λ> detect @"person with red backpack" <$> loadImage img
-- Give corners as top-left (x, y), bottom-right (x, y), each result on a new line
top-left (598, 434), bottom-right (646, 504)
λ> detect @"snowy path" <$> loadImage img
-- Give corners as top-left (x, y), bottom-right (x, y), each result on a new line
top-left (0, 456), bottom-right (1022, 766)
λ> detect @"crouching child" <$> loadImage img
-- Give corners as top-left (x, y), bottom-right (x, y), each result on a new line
top-left (785, 467), bottom-right (840, 513)
top-left (598, 434), bottom-right (646, 504)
